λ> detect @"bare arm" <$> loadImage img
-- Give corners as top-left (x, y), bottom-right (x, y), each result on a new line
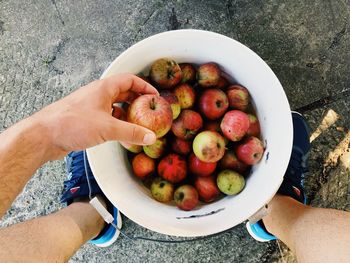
top-left (0, 118), bottom-right (53, 216)
top-left (0, 74), bottom-right (157, 217)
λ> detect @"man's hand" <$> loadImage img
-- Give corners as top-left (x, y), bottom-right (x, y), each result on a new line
top-left (32, 74), bottom-right (158, 160)
top-left (0, 74), bottom-right (158, 216)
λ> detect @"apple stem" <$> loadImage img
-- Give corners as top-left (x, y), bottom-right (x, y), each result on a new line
top-left (150, 98), bottom-right (156, 110)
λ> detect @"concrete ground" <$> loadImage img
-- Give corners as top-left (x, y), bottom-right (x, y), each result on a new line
top-left (0, 0), bottom-right (349, 262)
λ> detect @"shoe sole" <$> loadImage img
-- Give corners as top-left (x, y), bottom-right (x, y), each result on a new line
top-left (95, 211), bottom-right (123, 248)
top-left (245, 221), bottom-right (276, 242)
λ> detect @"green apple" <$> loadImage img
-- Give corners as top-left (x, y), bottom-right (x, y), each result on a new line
top-left (143, 138), bottom-right (167, 159)
top-left (217, 170), bottom-right (245, 195)
top-left (150, 177), bottom-right (174, 203)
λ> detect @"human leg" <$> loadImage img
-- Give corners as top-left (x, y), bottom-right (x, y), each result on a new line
top-left (0, 150), bottom-right (122, 262)
top-left (247, 112), bottom-right (350, 262)
top-left (264, 195), bottom-right (350, 263)
top-left (0, 200), bottom-right (105, 263)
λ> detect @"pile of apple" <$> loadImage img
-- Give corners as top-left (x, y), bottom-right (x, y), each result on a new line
top-left (119, 58), bottom-right (264, 211)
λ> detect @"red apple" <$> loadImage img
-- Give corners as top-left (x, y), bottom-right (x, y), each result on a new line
top-left (174, 83), bottom-right (196, 109)
top-left (171, 110), bottom-right (203, 140)
top-left (216, 75), bottom-right (229, 89)
top-left (132, 153), bottom-right (155, 179)
top-left (150, 58), bottom-right (182, 89)
top-left (246, 114), bottom-right (261, 137)
top-left (112, 106), bottom-right (126, 120)
top-left (220, 110), bottom-right (250, 141)
top-left (194, 176), bottom-right (220, 203)
top-left (171, 137), bottom-right (192, 155)
top-left (203, 121), bottom-right (221, 133)
top-left (158, 153), bottom-right (187, 183)
top-left (219, 150), bottom-right (249, 174)
top-left (160, 91), bottom-right (181, 120)
top-left (236, 136), bottom-right (264, 165)
top-left (227, 85), bottom-right (249, 111)
top-left (174, 185), bottom-right (199, 211)
top-left (198, 89), bottom-right (229, 120)
top-left (143, 138), bottom-right (167, 159)
top-left (151, 177), bottom-right (174, 203)
top-left (115, 107), bottom-right (136, 153)
top-left (127, 94), bottom-right (173, 138)
top-left (180, 63), bottom-right (196, 83)
top-left (189, 153), bottom-right (217, 177)
top-left (192, 131), bottom-right (226, 163)
top-left (197, 63), bottom-right (220, 87)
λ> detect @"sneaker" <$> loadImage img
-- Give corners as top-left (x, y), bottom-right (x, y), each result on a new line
top-left (61, 151), bottom-right (122, 247)
top-left (246, 111), bottom-right (310, 242)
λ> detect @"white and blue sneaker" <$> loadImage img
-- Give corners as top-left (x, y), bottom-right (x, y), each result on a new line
top-left (246, 112), bottom-right (310, 242)
top-left (61, 151), bottom-right (122, 247)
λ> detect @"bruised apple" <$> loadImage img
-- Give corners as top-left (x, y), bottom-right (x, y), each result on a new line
top-left (174, 185), bottom-right (199, 211)
top-left (151, 177), bottom-right (174, 202)
top-left (150, 58), bottom-right (182, 89)
top-left (192, 131), bottom-right (226, 163)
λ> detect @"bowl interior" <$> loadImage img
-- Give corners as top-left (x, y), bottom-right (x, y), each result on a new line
top-left (87, 30), bottom-right (292, 237)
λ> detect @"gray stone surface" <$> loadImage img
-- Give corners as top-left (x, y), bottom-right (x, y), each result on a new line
top-left (0, 0), bottom-right (349, 262)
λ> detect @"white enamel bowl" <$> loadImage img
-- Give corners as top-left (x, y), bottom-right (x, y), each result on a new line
top-left (87, 30), bottom-right (293, 237)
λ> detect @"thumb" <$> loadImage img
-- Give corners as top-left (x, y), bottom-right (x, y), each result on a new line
top-left (108, 118), bottom-right (157, 145)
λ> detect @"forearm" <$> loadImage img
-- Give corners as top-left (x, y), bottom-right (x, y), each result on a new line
top-left (0, 116), bottom-right (53, 217)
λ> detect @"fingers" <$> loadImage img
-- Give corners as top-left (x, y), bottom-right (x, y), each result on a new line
top-left (107, 118), bottom-right (156, 145)
top-left (114, 90), bottom-right (139, 103)
top-left (103, 74), bottom-right (159, 101)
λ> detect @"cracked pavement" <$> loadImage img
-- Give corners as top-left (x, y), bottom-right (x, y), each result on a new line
top-left (0, 1), bottom-right (349, 262)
